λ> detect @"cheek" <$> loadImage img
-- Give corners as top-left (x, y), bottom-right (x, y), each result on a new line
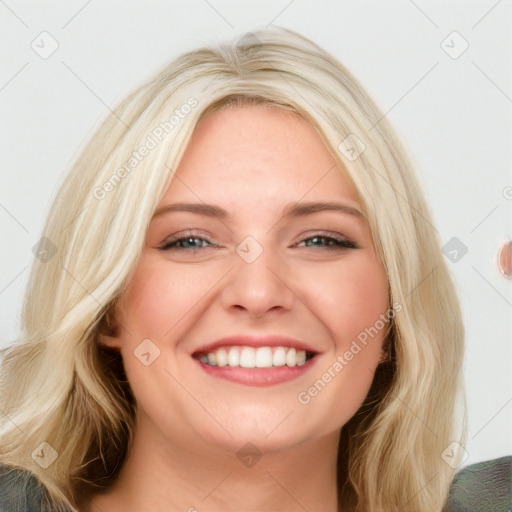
top-left (117, 257), bottom-right (210, 341)
top-left (336, 260), bottom-right (389, 345)
top-left (295, 264), bottom-right (389, 434)
top-left (297, 254), bottom-right (389, 426)
top-left (301, 252), bottom-right (389, 348)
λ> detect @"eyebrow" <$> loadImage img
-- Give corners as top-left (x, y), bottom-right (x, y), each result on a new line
top-left (152, 201), bottom-right (365, 220)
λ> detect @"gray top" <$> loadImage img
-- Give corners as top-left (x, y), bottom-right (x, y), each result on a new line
top-left (0, 456), bottom-right (510, 511)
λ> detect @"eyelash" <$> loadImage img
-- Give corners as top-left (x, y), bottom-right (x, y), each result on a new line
top-left (158, 231), bottom-right (359, 252)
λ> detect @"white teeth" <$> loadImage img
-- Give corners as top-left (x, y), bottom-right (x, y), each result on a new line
top-left (296, 350), bottom-right (306, 366)
top-left (216, 348), bottom-right (228, 367)
top-left (228, 347), bottom-right (239, 366)
top-left (286, 347), bottom-right (296, 367)
top-left (239, 347), bottom-right (255, 368)
top-left (255, 347), bottom-right (273, 368)
top-left (199, 346), bottom-right (310, 368)
top-left (273, 347), bottom-right (286, 366)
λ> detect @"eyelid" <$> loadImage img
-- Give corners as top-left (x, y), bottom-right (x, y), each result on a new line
top-left (158, 229), bottom-right (217, 250)
top-left (158, 229), bottom-right (359, 252)
top-left (293, 231), bottom-right (359, 250)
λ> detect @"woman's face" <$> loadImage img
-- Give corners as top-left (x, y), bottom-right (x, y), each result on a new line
top-left (106, 105), bottom-right (389, 455)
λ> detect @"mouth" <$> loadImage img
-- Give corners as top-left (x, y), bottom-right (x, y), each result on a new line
top-left (191, 344), bottom-right (319, 387)
top-left (193, 345), bottom-right (316, 368)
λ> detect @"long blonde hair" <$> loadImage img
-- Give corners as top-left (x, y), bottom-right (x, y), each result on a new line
top-left (0, 26), bottom-right (466, 511)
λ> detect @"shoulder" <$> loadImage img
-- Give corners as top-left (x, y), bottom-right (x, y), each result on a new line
top-left (0, 463), bottom-right (53, 512)
top-left (1, 458), bottom-right (510, 512)
top-left (443, 455), bottom-right (512, 512)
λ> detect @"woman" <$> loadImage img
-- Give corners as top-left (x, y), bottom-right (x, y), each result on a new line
top-left (0, 26), bottom-right (490, 511)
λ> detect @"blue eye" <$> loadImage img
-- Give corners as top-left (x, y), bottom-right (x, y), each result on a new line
top-left (159, 235), bottom-right (214, 251)
top-left (297, 235), bottom-right (358, 250)
top-left (158, 232), bottom-right (358, 252)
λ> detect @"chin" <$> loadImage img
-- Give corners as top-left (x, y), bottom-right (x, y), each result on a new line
top-left (190, 405), bottom-right (326, 454)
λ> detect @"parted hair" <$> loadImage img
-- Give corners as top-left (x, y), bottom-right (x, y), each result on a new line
top-left (0, 26), bottom-right (466, 511)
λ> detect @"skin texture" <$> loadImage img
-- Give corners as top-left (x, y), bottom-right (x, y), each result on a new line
top-left (89, 105), bottom-right (389, 512)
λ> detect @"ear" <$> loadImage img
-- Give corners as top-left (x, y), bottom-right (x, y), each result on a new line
top-left (96, 307), bottom-right (122, 350)
top-left (379, 333), bottom-right (394, 364)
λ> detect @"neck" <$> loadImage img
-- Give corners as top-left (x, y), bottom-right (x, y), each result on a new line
top-left (85, 415), bottom-right (340, 512)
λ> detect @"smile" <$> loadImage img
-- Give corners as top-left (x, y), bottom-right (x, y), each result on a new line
top-left (192, 344), bottom-right (319, 387)
top-left (195, 345), bottom-right (316, 368)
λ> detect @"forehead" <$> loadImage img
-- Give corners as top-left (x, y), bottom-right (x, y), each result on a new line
top-left (160, 104), bottom-right (361, 209)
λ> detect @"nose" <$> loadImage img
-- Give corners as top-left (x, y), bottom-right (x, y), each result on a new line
top-left (220, 241), bottom-right (296, 318)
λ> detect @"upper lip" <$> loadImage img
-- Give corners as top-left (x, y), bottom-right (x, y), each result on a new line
top-left (191, 335), bottom-right (320, 355)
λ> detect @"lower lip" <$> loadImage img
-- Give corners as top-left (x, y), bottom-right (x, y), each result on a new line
top-left (195, 357), bottom-right (318, 387)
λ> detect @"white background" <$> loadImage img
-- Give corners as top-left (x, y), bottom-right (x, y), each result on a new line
top-left (0, 0), bottom-right (511, 468)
